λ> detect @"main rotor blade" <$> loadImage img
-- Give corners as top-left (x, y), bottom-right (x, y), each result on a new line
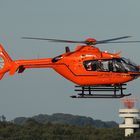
top-left (22, 36), bottom-right (140, 45)
top-left (96, 36), bottom-right (131, 44)
top-left (98, 41), bottom-right (140, 44)
top-left (22, 37), bottom-right (84, 44)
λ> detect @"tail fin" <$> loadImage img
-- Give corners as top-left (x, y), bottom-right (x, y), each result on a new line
top-left (0, 44), bottom-right (13, 79)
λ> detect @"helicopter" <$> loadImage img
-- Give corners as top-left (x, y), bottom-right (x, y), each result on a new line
top-left (0, 36), bottom-right (140, 98)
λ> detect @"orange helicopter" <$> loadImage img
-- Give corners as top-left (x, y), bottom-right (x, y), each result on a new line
top-left (0, 36), bottom-right (140, 98)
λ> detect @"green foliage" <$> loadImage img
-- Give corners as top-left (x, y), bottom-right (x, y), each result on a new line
top-left (0, 120), bottom-right (125, 140)
top-left (13, 113), bottom-right (118, 128)
top-left (2, 112), bottom-right (140, 140)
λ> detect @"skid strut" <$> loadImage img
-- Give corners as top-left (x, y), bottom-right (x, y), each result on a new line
top-left (71, 84), bottom-right (131, 98)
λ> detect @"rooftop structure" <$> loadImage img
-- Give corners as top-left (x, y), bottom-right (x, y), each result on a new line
top-left (119, 98), bottom-right (139, 137)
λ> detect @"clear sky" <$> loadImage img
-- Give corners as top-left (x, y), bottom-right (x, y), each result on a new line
top-left (0, 0), bottom-right (140, 122)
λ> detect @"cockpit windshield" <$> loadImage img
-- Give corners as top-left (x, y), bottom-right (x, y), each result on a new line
top-left (83, 58), bottom-right (139, 73)
top-left (118, 58), bottom-right (139, 72)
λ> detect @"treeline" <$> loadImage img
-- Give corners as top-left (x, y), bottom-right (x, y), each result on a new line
top-left (13, 113), bottom-right (118, 128)
top-left (0, 119), bottom-right (122, 140)
top-left (0, 119), bottom-right (140, 140)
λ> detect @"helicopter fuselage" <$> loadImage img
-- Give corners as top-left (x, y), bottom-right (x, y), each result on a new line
top-left (49, 45), bottom-right (140, 85)
top-left (0, 44), bottom-right (140, 86)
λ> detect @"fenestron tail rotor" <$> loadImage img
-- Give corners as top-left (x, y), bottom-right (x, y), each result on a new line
top-left (22, 36), bottom-right (140, 45)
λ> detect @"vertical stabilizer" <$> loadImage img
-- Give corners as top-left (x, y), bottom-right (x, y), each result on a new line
top-left (0, 44), bottom-right (13, 79)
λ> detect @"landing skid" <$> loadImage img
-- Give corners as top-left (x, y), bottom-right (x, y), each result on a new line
top-left (71, 84), bottom-right (131, 98)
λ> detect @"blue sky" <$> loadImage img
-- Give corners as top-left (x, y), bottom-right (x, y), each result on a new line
top-left (0, 0), bottom-right (140, 122)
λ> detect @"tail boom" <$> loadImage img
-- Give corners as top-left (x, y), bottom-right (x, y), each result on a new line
top-left (0, 44), bottom-right (54, 80)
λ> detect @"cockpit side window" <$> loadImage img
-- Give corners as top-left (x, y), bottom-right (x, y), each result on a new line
top-left (83, 60), bottom-right (110, 72)
top-left (83, 59), bottom-right (127, 72)
top-left (112, 59), bottom-right (126, 72)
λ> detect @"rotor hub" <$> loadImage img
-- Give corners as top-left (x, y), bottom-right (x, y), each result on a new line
top-left (85, 38), bottom-right (97, 45)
